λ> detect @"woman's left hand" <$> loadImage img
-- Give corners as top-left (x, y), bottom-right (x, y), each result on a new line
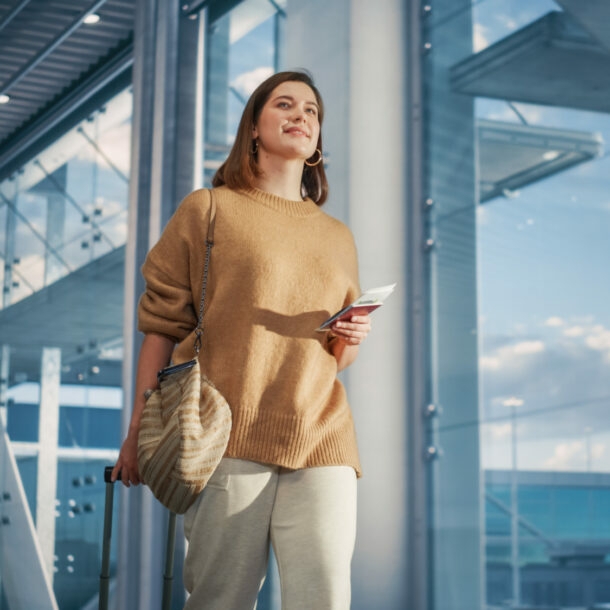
top-left (330, 314), bottom-right (372, 346)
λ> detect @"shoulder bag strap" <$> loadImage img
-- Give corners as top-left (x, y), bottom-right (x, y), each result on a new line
top-left (193, 190), bottom-right (217, 355)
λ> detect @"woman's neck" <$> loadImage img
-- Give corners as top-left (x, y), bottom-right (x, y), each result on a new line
top-left (252, 155), bottom-right (305, 201)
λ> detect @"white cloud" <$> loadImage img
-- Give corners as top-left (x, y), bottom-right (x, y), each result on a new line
top-left (586, 327), bottom-right (610, 363)
top-left (586, 328), bottom-right (610, 351)
top-left (544, 441), bottom-right (584, 470)
top-left (75, 123), bottom-right (131, 176)
top-left (480, 356), bottom-right (500, 370)
top-left (476, 205), bottom-right (490, 225)
top-left (473, 23), bottom-right (490, 53)
top-left (484, 107), bottom-right (517, 122)
top-left (592, 443), bottom-right (606, 461)
top-left (489, 423), bottom-right (512, 439)
top-left (541, 320), bottom-right (610, 363)
top-left (232, 67), bottom-right (274, 98)
top-left (518, 106), bottom-right (543, 125)
top-left (495, 13), bottom-right (519, 32)
top-left (481, 340), bottom-right (545, 372)
top-left (513, 340), bottom-right (545, 355)
top-left (545, 316), bottom-right (564, 327)
top-left (563, 326), bottom-right (585, 338)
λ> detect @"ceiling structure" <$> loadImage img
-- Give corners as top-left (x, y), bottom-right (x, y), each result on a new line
top-left (0, 0), bottom-right (135, 157)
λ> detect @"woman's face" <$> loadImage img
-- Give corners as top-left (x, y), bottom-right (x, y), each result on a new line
top-left (252, 81), bottom-right (320, 163)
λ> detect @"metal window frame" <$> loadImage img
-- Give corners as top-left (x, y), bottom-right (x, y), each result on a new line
top-left (405, 1), bottom-right (432, 609)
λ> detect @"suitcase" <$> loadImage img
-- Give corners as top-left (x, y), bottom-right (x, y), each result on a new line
top-left (99, 466), bottom-right (178, 610)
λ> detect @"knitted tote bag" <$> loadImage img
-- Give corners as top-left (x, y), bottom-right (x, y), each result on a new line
top-left (137, 359), bottom-right (231, 514)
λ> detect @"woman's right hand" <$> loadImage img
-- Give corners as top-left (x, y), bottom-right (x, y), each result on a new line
top-left (112, 429), bottom-right (141, 487)
top-left (110, 333), bottom-right (175, 487)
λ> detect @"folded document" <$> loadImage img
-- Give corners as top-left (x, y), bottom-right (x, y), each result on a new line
top-left (316, 283), bottom-right (397, 331)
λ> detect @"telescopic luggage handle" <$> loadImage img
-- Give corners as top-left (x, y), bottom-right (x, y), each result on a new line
top-left (99, 467), bottom-right (116, 610)
top-left (99, 466), bottom-right (178, 610)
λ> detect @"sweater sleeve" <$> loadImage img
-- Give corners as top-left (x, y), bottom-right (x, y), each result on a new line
top-left (137, 191), bottom-right (209, 342)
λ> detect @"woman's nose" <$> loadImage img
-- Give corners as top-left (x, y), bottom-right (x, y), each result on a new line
top-left (292, 105), bottom-right (306, 122)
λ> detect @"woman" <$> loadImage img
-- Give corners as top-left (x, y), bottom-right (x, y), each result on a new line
top-left (113, 70), bottom-right (371, 609)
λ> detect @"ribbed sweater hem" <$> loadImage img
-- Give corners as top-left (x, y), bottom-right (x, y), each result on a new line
top-left (224, 407), bottom-right (362, 477)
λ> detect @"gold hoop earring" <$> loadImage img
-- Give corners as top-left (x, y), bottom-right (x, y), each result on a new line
top-left (251, 139), bottom-right (258, 155)
top-left (304, 149), bottom-right (323, 167)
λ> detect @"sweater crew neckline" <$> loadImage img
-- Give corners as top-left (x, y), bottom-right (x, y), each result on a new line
top-left (242, 188), bottom-right (319, 218)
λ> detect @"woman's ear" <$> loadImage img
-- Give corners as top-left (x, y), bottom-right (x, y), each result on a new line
top-left (252, 124), bottom-right (258, 139)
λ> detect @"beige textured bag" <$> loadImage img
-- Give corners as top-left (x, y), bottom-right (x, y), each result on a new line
top-left (137, 359), bottom-right (231, 514)
top-left (137, 191), bottom-right (231, 514)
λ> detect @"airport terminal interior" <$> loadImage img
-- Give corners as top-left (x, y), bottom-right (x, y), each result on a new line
top-left (1, 0), bottom-right (610, 608)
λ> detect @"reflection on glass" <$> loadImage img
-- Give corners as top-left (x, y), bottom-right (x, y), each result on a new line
top-left (426, 0), bottom-right (610, 608)
top-left (203, 0), bottom-right (286, 185)
top-left (0, 88), bottom-right (131, 309)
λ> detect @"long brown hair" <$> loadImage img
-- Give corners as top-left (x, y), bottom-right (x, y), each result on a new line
top-left (212, 70), bottom-right (329, 205)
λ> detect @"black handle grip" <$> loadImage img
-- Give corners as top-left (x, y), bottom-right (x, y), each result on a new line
top-left (104, 466), bottom-right (118, 484)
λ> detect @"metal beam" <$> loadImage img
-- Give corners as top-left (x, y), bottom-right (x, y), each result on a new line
top-left (0, 0), bottom-right (32, 35)
top-left (0, 0), bottom-right (109, 97)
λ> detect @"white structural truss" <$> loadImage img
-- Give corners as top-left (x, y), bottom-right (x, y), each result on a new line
top-left (0, 416), bottom-right (58, 610)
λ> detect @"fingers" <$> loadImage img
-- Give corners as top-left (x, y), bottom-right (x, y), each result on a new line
top-left (112, 444), bottom-right (141, 487)
top-left (330, 315), bottom-right (372, 346)
top-left (110, 462), bottom-right (121, 483)
top-left (117, 468), bottom-right (140, 487)
top-left (120, 466), bottom-right (141, 487)
top-left (121, 468), bottom-right (131, 487)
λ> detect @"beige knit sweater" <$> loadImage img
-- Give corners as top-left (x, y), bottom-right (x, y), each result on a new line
top-left (138, 186), bottom-right (362, 475)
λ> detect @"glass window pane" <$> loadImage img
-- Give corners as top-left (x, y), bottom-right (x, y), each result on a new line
top-left (203, 0), bottom-right (286, 185)
top-left (425, 1), bottom-right (610, 608)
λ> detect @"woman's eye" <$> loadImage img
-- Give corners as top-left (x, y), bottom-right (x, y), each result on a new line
top-left (278, 102), bottom-right (289, 109)
top-left (306, 108), bottom-right (317, 115)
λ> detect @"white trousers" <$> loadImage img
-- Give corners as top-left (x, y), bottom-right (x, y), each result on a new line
top-left (183, 458), bottom-right (357, 610)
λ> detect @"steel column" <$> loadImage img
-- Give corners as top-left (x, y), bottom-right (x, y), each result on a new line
top-left (118, 1), bottom-right (200, 608)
